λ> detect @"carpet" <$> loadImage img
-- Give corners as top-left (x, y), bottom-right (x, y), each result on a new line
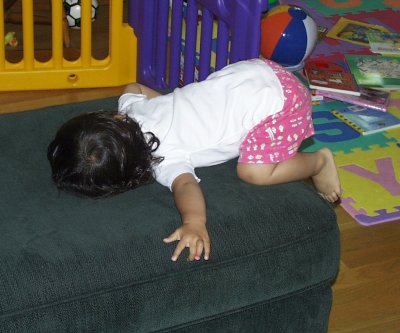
top-left (280, 0), bottom-right (400, 225)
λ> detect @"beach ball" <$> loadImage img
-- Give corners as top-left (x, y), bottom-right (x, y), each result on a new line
top-left (260, 5), bottom-right (318, 70)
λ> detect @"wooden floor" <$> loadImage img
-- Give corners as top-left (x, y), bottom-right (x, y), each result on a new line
top-left (1, 2), bottom-right (400, 332)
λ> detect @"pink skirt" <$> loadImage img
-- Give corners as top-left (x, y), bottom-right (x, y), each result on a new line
top-left (239, 59), bottom-right (314, 164)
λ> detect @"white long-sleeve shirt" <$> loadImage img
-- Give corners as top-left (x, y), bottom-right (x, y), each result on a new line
top-left (118, 59), bottom-right (284, 189)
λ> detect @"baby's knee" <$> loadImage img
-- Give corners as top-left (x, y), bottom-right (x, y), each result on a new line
top-left (236, 163), bottom-right (275, 186)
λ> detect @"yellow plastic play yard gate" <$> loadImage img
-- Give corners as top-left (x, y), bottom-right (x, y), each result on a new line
top-left (0, 0), bottom-right (136, 91)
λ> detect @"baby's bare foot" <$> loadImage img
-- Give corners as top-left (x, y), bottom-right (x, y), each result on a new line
top-left (312, 148), bottom-right (341, 203)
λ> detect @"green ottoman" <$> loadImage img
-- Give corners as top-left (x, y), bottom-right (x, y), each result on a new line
top-left (0, 98), bottom-right (339, 333)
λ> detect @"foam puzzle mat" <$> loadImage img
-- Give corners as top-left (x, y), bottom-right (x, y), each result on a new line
top-left (281, 0), bottom-right (400, 225)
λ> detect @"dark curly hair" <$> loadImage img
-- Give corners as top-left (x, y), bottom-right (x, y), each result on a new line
top-left (47, 110), bottom-right (163, 198)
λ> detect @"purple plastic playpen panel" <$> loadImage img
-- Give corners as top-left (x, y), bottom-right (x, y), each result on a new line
top-left (128, 0), bottom-right (269, 90)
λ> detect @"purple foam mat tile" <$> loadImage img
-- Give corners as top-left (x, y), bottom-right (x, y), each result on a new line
top-left (340, 197), bottom-right (400, 227)
top-left (311, 38), bottom-right (368, 58)
top-left (355, 207), bottom-right (400, 226)
top-left (340, 196), bottom-right (368, 218)
top-left (332, 9), bottom-right (400, 32)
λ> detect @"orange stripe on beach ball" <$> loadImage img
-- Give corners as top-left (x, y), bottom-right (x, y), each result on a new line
top-left (260, 11), bottom-right (291, 58)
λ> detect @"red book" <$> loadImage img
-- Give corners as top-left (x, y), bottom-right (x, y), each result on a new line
top-left (304, 60), bottom-right (360, 96)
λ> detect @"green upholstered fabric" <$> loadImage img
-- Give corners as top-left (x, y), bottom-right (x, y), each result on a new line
top-left (0, 99), bottom-right (339, 332)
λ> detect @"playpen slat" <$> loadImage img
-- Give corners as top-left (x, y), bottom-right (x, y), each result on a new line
top-left (156, 0), bottom-right (169, 87)
top-left (169, 0), bottom-right (184, 88)
top-left (215, 21), bottom-right (229, 71)
top-left (134, 0), bottom-right (155, 87)
top-left (148, 1), bottom-right (157, 84)
top-left (0, 2), bottom-right (4, 70)
top-left (198, 8), bottom-right (213, 81)
top-left (81, 0), bottom-right (92, 66)
top-left (22, 0), bottom-right (34, 69)
top-left (229, 2), bottom-right (265, 63)
top-left (108, 0), bottom-right (137, 86)
top-left (51, 0), bottom-right (63, 68)
top-left (109, 0), bottom-right (125, 56)
top-left (183, 0), bottom-right (197, 85)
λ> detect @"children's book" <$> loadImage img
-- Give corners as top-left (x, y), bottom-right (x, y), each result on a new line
top-left (316, 86), bottom-right (390, 112)
top-left (345, 54), bottom-right (400, 89)
top-left (326, 17), bottom-right (390, 46)
top-left (304, 60), bottom-right (360, 96)
top-left (331, 105), bottom-right (400, 135)
top-left (367, 31), bottom-right (400, 55)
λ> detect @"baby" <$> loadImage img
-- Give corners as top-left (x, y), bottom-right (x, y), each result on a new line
top-left (48, 59), bottom-right (341, 262)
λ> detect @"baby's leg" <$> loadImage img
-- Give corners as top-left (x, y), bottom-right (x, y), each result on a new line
top-left (237, 148), bottom-right (341, 203)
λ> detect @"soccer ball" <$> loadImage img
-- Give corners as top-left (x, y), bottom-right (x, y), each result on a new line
top-left (63, 0), bottom-right (99, 29)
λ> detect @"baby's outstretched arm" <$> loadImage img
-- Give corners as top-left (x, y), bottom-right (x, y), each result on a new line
top-left (163, 173), bottom-right (210, 262)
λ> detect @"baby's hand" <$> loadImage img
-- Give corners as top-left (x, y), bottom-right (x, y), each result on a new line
top-left (163, 223), bottom-right (210, 262)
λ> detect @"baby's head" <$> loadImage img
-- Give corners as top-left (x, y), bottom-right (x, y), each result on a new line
top-left (47, 110), bottom-right (162, 198)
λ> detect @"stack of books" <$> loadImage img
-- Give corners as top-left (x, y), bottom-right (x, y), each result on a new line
top-left (303, 55), bottom-right (400, 135)
top-left (303, 55), bottom-right (400, 110)
top-left (302, 19), bottom-right (400, 135)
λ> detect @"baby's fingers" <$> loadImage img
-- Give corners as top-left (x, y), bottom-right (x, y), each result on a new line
top-left (194, 241), bottom-right (204, 261)
top-left (203, 238), bottom-right (210, 261)
top-left (163, 230), bottom-right (181, 244)
top-left (188, 240), bottom-right (200, 262)
top-left (171, 239), bottom-right (189, 262)
top-left (191, 238), bottom-right (211, 261)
